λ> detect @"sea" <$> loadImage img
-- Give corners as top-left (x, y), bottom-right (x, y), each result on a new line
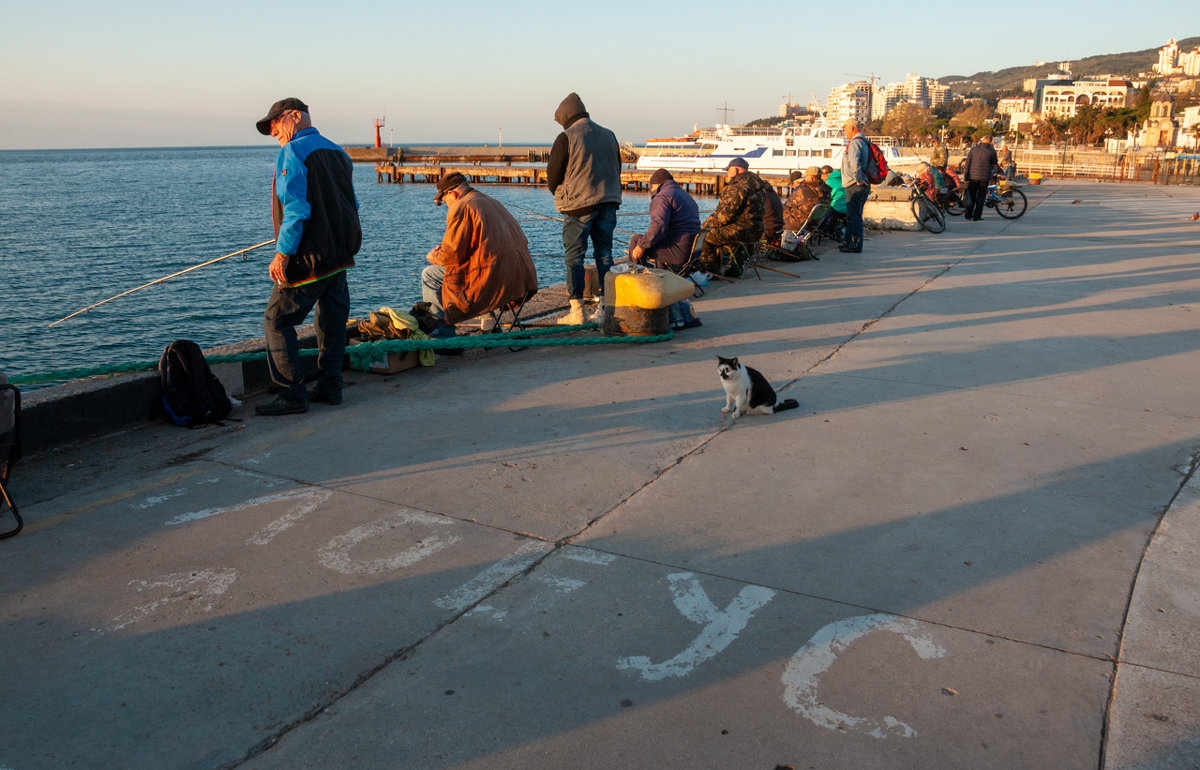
top-left (0, 146), bottom-right (714, 384)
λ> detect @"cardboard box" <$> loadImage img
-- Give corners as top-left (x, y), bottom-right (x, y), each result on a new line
top-left (363, 348), bottom-right (421, 375)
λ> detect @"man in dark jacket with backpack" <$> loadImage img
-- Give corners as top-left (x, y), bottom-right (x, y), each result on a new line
top-left (254, 98), bottom-right (361, 416)
top-left (840, 118), bottom-right (872, 253)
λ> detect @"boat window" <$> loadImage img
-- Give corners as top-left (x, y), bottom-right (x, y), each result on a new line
top-left (772, 149), bottom-right (784, 156)
top-left (798, 150), bottom-right (808, 156)
top-left (786, 150), bottom-right (796, 156)
top-left (824, 149), bottom-right (833, 158)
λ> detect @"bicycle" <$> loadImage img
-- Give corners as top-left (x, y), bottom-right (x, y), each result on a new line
top-left (909, 179), bottom-right (946, 233)
top-left (984, 180), bottom-right (1027, 219)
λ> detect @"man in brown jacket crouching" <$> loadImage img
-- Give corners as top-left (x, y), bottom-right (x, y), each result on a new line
top-left (422, 173), bottom-right (539, 336)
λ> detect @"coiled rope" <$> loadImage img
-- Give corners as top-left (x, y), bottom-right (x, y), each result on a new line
top-left (9, 323), bottom-right (673, 385)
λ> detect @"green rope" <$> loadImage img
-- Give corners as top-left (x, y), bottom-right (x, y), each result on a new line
top-left (9, 323), bottom-right (675, 385)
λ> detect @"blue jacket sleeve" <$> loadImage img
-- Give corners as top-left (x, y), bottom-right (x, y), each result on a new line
top-left (275, 144), bottom-right (311, 256)
top-left (641, 190), bottom-right (672, 249)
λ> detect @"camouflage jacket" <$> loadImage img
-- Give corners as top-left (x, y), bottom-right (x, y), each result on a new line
top-left (782, 180), bottom-right (824, 231)
top-left (930, 145), bottom-right (948, 169)
top-left (703, 171), bottom-right (765, 244)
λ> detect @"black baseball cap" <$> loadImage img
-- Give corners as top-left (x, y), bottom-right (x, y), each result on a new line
top-left (256, 98), bottom-right (309, 135)
top-left (435, 172), bottom-right (468, 205)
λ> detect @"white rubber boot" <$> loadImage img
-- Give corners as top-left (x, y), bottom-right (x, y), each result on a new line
top-left (557, 299), bottom-right (585, 325)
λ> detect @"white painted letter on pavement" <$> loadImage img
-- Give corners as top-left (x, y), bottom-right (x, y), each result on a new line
top-left (319, 510), bottom-right (459, 575)
top-left (103, 568), bottom-right (238, 633)
top-left (617, 572), bottom-right (776, 681)
top-left (781, 614), bottom-right (946, 739)
top-left (433, 541), bottom-right (551, 612)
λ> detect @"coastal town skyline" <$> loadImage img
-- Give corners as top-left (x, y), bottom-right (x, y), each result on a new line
top-left (0, 0), bottom-right (1192, 150)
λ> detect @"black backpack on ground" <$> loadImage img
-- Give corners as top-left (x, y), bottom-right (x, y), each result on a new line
top-left (156, 340), bottom-right (233, 427)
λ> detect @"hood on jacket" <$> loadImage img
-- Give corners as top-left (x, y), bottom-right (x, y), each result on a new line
top-left (554, 93), bottom-right (588, 127)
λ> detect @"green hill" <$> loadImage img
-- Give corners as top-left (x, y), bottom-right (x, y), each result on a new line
top-left (939, 36), bottom-right (1200, 92)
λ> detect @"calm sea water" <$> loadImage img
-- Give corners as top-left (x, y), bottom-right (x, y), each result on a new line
top-left (0, 146), bottom-right (713, 381)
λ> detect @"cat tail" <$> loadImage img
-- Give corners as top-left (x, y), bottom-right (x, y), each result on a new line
top-left (772, 399), bottom-right (800, 413)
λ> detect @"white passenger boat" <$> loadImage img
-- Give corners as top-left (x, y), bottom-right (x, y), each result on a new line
top-left (636, 120), bottom-right (921, 176)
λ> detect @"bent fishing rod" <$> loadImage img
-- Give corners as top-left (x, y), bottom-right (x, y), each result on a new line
top-left (48, 239), bottom-right (276, 328)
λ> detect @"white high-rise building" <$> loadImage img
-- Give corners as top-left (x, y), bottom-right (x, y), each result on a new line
top-left (826, 81), bottom-right (873, 125)
top-left (1155, 39), bottom-right (1183, 75)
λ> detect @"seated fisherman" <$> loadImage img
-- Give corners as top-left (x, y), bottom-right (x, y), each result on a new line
top-left (700, 158), bottom-right (765, 277)
top-left (628, 168), bottom-right (703, 330)
top-left (820, 165), bottom-right (848, 241)
top-left (782, 166), bottom-right (825, 232)
top-left (422, 172), bottom-right (539, 336)
top-left (757, 172), bottom-right (784, 247)
top-left (628, 169), bottom-right (701, 271)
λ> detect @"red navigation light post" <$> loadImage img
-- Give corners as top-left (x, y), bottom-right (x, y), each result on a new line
top-left (373, 117), bottom-right (386, 148)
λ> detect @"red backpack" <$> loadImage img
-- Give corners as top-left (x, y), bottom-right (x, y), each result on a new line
top-left (862, 138), bottom-right (889, 184)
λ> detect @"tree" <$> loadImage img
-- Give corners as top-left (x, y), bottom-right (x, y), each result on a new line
top-left (1068, 103), bottom-right (1107, 145)
top-left (882, 103), bottom-right (934, 141)
top-left (1032, 116), bottom-right (1069, 144)
top-left (1133, 84), bottom-right (1155, 121)
top-left (949, 103), bottom-right (992, 130)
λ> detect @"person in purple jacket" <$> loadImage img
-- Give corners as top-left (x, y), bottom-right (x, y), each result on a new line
top-left (628, 169), bottom-right (701, 270)
top-left (627, 169), bottom-right (703, 329)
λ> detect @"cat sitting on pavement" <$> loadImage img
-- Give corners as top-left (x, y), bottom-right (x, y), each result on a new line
top-left (717, 356), bottom-right (799, 419)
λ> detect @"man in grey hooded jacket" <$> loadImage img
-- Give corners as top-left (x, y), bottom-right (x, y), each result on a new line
top-left (547, 93), bottom-right (622, 325)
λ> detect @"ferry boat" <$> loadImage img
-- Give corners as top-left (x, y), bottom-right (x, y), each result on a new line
top-left (636, 119), bottom-right (921, 176)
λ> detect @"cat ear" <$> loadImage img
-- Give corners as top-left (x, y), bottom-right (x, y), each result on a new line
top-left (730, 357), bottom-right (739, 366)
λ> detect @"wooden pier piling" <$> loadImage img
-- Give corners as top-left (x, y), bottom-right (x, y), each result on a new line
top-left (372, 163), bottom-right (789, 197)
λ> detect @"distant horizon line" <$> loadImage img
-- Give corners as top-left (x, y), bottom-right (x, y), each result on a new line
top-left (0, 141), bottom-right (556, 152)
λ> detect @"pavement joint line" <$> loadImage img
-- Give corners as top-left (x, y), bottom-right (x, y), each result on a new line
top-left (210, 458), bottom-right (557, 543)
top-left (774, 245), bottom-right (971, 396)
top-left (230, 530), bottom-right (564, 768)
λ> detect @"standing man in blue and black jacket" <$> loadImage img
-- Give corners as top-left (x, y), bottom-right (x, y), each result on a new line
top-left (547, 92), bottom-right (622, 326)
top-left (254, 98), bottom-right (361, 416)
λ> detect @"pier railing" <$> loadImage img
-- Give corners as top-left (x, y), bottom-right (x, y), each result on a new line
top-left (1011, 149), bottom-right (1200, 185)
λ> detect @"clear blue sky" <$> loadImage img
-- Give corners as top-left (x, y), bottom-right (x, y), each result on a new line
top-left (0, 0), bottom-right (1191, 150)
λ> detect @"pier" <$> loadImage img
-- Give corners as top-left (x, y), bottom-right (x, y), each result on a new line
top-left (8, 180), bottom-right (1200, 768)
top-left (373, 162), bottom-right (789, 196)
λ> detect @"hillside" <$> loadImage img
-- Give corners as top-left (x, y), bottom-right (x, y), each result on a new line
top-left (939, 36), bottom-right (1200, 92)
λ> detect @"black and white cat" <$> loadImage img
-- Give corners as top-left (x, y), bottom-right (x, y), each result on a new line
top-left (717, 356), bottom-right (800, 419)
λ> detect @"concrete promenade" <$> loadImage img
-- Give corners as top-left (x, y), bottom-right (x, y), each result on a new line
top-left (3, 180), bottom-right (1200, 768)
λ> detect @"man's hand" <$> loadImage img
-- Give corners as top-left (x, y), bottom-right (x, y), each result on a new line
top-left (269, 252), bottom-right (289, 286)
top-left (426, 246), bottom-right (441, 264)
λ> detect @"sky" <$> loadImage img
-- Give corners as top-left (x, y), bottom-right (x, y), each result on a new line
top-left (0, 0), bottom-right (1193, 150)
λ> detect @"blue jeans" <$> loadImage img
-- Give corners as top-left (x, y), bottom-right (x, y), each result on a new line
top-left (264, 271), bottom-right (350, 402)
top-left (421, 264), bottom-right (446, 319)
top-left (563, 203), bottom-right (617, 301)
top-left (843, 184), bottom-right (870, 250)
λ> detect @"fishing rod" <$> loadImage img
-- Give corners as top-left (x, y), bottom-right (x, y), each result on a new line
top-left (48, 239), bottom-right (277, 328)
top-left (505, 202), bottom-right (632, 246)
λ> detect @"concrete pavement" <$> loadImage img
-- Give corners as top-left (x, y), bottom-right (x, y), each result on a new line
top-left (3, 180), bottom-right (1200, 769)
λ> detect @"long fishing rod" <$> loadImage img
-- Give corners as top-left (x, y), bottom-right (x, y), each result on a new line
top-left (48, 239), bottom-right (277, 328)
top-left (505, 202), bottom-right (633, 246)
